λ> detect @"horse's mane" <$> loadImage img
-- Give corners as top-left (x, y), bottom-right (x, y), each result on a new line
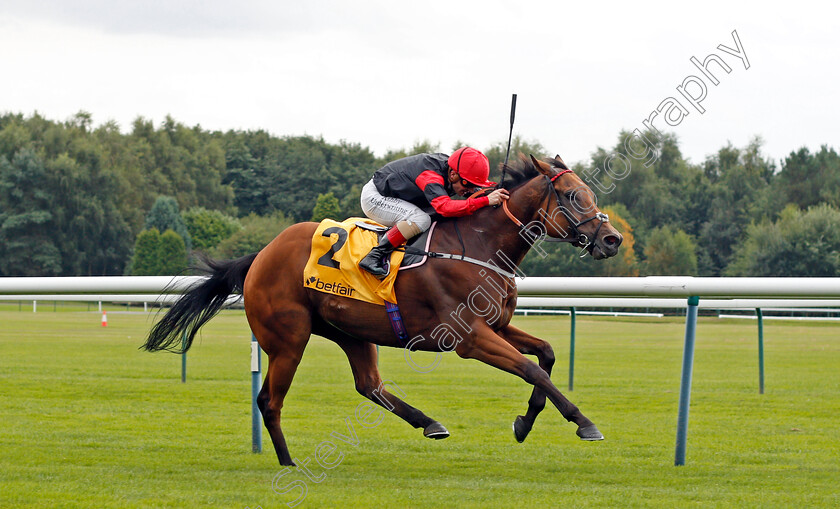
top-left (497, 153), bottom-right (570, 191)
top-left (498, 154), bottom-right (543, 190)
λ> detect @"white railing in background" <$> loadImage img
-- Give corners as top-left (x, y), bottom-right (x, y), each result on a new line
top-left (516, 276), bottom-right (840, 297)
top-left (0, 276), bottom-right (201, 294)
top-left (515, 296), bottom-right (840, 308)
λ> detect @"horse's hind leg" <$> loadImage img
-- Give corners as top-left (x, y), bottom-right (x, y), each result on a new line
top-left (325, 328), bottom-right (448, 439)
top-left (498, 324), bottom-right (555, 443)
top-left (253, 318), bottom-right (311, 466)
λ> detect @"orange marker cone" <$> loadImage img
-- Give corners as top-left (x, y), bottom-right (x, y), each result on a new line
top-left (101, 311), bottom-right (108, 327)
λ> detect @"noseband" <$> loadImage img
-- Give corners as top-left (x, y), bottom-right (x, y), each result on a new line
top-left (501, 169), bottom-right (610, 256)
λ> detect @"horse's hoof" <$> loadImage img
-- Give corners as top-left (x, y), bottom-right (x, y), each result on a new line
top-left (423, 422), bottom-right (450, 439)
top-left (513, 415), bottom-right (532, 443)
top-left (576, 424), bottom-right (604, 441)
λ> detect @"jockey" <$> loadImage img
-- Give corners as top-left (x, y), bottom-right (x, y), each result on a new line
top-left (359, 147), bottom-right (510, 277)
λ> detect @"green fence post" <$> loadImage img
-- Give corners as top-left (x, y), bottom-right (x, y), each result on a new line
top-left (181, 332), bottom-right (187, 383)
top-left (675, 295), bottom-right (700, 466)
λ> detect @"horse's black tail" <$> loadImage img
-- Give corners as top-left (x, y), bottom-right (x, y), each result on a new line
top-left (142, 253), bottom-right (258, 353)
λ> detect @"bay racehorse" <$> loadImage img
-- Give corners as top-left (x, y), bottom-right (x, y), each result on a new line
top-left (143, 154), bottom-right (623, 466)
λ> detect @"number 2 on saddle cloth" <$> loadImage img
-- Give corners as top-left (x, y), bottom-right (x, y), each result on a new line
top-left (303, 217), bottom-right (425, 346)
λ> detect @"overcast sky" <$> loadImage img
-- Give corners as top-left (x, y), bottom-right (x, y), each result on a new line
top-left (1, 1), bottom-right (837, 168)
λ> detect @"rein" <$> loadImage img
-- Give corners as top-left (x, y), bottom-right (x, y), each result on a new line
top-left (502, 170), bottom-right (610, 257)
top-left (398, 245), bottom-right (518, 279)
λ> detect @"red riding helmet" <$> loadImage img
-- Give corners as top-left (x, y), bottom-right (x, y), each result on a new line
top-left (448, 147), bottom-right (495, 187)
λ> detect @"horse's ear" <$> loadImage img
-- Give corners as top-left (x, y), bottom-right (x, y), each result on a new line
top-left (554, 154), bottom-right (569, 170)
top-left (530, 154), bottom-right (552, 176)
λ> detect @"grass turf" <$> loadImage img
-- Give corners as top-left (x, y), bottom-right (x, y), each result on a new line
top-left (0, 309), bottom-right (838, 508)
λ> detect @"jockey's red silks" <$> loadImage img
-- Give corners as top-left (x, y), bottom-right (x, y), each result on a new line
top-left (386, 227), bottom-right (406, 248)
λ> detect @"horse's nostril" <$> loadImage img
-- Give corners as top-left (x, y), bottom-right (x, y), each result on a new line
top-left (604, 235), bottom-right (620, 247)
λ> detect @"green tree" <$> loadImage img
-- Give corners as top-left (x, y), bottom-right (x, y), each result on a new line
top-left (145, 196), bottom-right (191, 251)
top-left (0, 116), bottom-right (134, 276)
top-left (266, 137), bottom-right (337, 221)
top-left (642, 225), bottom-right (697, 275)
top-left (589, 131), bottom-right (704, 236)
top-left (222, 136), bottom-right (267, 216)
top-left (726, 204), bottom-right (840, 276)
top-left (158, 229), bottom-right (188, 275)
top-left (224, 134), bottom-right (373, 222)
top-left (182, 207), bottom-right (242, 252)
top-left (130, 228), bottom-right (163, 275)
top-left (13, 110), bottom-right (840, 280)
top-left (340, 184), bottom-right (364, 218)
top-left (212, 211), bottom-right (295, 259)
top-left (113, 116), bottom-right (234, 232)
top-left (517, 242), bottom-right (579, 277)
top-left (311, 192), bottom-right (342, 222)
top-left (130, 228), bottom-right (188, 275)
top-left (773, 146), bottom-right (840, 210)
top-left (46, 148), bottom-right (132, 275)
top-left (0, 117), bottom-right (32, 156)
top-left (0, 149), bottom-right (62, 275)
top-left (325, 141), bottom-right (376, 214)
top-left (697, 139), bottom-right (774, 275)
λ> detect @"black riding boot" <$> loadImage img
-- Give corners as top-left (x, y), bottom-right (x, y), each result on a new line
top-left (359, 235), bottom-right (396, 278)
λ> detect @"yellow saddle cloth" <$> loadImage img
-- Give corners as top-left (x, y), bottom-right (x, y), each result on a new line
top-left (303, 218), bottom-right (405, 306)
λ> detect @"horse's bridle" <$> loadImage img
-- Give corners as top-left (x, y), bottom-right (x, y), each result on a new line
top-left (501, 169), bottom-right (610, 256)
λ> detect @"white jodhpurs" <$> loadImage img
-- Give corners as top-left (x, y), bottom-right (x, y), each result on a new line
top-left (360, 180), bottom-right (432, 232)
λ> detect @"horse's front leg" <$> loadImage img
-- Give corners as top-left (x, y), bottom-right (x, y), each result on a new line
top-left (497, 324), bottom-right (555, 443)
top-left (456, 325), bottom-right (603, 441)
